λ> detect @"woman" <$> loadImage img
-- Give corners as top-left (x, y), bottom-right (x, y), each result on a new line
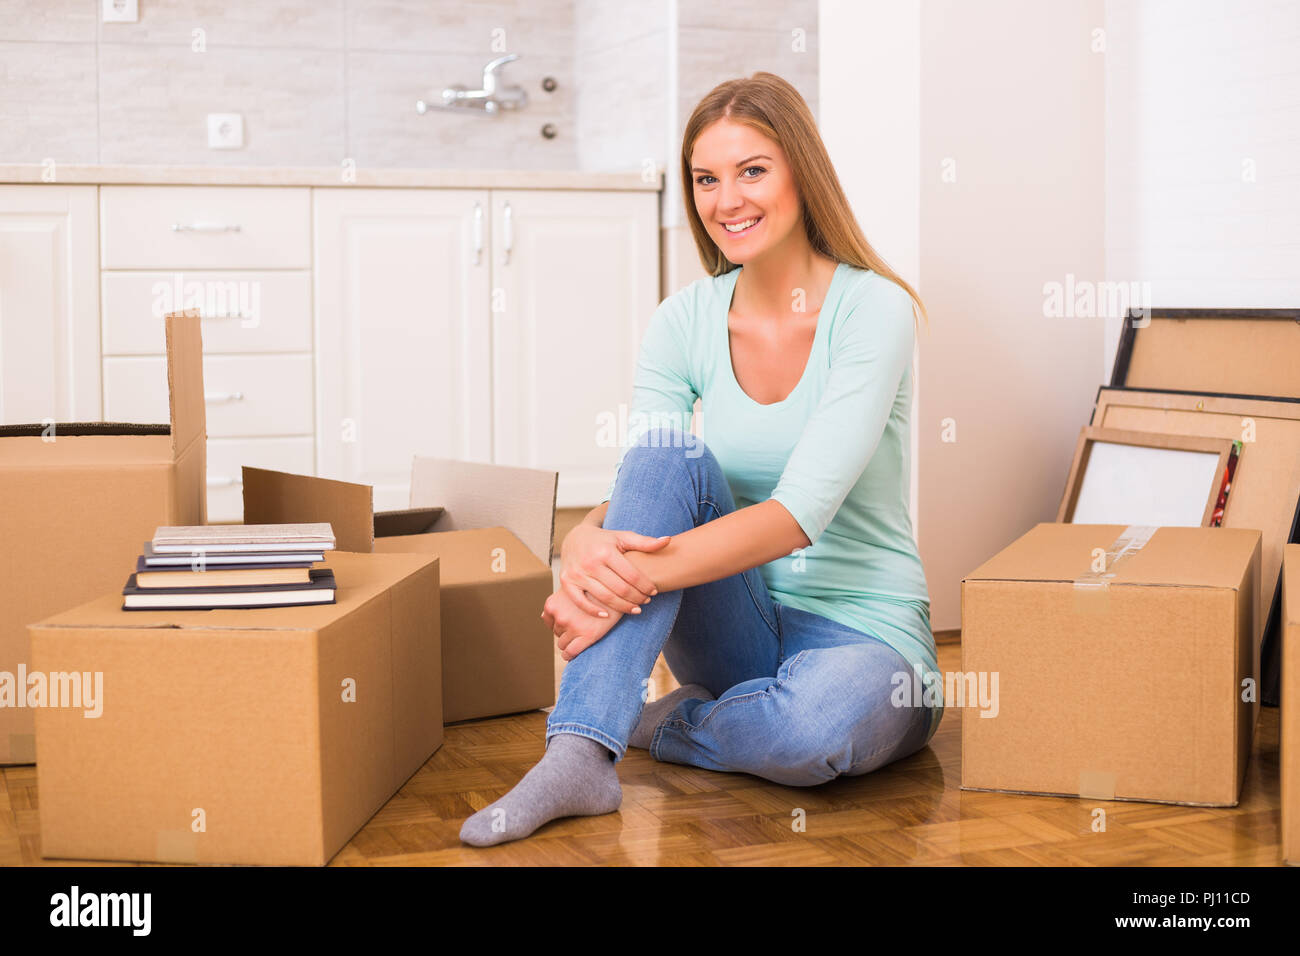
top-left (460, 71), bottom-right (941, 847)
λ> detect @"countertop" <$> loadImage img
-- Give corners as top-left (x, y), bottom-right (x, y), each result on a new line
top-left (0, 164), bottom-right (662, 191)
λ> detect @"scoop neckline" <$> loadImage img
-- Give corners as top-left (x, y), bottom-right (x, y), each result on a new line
top-left (722, 260), bottom-right (846, 409)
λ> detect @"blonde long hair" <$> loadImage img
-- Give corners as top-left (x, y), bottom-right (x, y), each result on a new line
top-left (681, 71), bottom-right (929, 334)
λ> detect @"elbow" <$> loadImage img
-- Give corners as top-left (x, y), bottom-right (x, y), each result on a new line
top-left (769, 499), bottom-right (813, 552)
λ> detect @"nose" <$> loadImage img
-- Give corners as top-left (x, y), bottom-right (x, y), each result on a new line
top-left (715, 177), bottom-right (743, 211)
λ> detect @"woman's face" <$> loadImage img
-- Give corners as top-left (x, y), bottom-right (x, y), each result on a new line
top-left (690, 118), bottom-right (800, 265)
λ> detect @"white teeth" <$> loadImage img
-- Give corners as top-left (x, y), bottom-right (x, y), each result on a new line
top-left (724, 217), bottom-right (759, 232)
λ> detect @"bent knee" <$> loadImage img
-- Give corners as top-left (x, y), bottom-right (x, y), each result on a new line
top-left (626, 424), bottom-right (714, 472)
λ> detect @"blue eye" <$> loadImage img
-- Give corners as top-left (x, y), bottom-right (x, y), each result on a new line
top-left (695, 166), bottom-right (765, 186)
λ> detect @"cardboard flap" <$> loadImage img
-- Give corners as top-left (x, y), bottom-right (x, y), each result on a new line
top-left (242, 466), bottom-right (376, 554)
top-left (374, 526), bottom-right (550, 581)
top-left (164, 309), bottom-right (206, 460)
top-left (964, 523), bottom-right (1261, 589)
top-left (409, 457), bottom-right (557, 565)
top-left (373, 507), bottom-right (445, 538)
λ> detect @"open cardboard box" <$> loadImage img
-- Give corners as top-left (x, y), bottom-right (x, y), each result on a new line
top-left (962, 522), bottom-right (1262, 807)
top-left (242, 459), bottom-right (557, 723)
top-left (0, 310), bottom-right (206, 765)
top-left (30, 549), bottom-right (440, 866)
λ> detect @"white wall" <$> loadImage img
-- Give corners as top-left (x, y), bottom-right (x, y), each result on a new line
top-left (820, 0), bottom-right (921, 535)
top-left (821, 0), bottom-right (1107, 634)
top-left (1104, 0), bottom-right (1300, 373)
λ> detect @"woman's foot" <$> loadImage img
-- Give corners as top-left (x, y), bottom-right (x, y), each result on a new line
top-left (458, 733), bottom-right (622, 846)
top-left (629, 683), bottom-right (714, 750)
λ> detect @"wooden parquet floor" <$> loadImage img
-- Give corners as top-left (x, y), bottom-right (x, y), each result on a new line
top-left (1, 638), bottom-right (1286, 867)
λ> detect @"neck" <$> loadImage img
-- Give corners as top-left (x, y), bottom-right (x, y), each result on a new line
top-left (732, 239), bottom-right (835, 316)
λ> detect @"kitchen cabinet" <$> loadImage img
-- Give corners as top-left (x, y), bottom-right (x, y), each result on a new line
top-left (99, 186), bottom-right (315, 522)
top-left (0, 174), bottom-right (661, 518)
top-left (314, 187), bottom-right (659, 509)
top-left (0, 185), bottom-right (100, 424)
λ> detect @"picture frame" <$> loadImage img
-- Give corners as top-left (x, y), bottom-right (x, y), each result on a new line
top-left (1056, 425), bottom-right (1238, 527)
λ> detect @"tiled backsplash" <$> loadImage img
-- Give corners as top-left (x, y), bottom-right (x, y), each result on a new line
top-left (1, 0), bottom-right (816, 183)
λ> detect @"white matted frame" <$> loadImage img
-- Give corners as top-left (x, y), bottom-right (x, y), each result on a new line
top-left (1056, 426), bottom-right (1235, 527)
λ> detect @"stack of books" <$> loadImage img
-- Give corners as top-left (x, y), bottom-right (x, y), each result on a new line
top-left (122, 523), bottom-right (338, 610)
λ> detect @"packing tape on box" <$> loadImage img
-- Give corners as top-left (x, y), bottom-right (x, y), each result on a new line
top-left (1072, 524), bottom-right (1158, 614)
top-left (155, 830), bottom-right (199, 864)
top-left (1078, 769), bottom-right (1116, 800)
top-left (7, 734), bottom-right (35, 763)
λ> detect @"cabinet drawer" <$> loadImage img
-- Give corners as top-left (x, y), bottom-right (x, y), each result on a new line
top-left (103, 354), bottom-right (313, 437)
top-left (102, 271), bottom-right (312, 355)
top-left (100, 186), bottom-right (310, 269)
top-left (205, 436), bottom-right (316, 523)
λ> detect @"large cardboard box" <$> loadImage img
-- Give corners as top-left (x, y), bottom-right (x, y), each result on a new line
top-left (962, 523), bottom-right (1262, 807)
top-left (0, 310), bottom-right (206, 765)
top-left (29, 549), bottom-right (441, 866)
top-left (242, 460), bottom-right (557, 723)
top-left (1283, 543), bottom-right (1300, 864)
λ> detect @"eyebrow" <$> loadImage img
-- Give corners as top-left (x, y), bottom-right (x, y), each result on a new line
top-left (690, 154), bottom-right (773, 173)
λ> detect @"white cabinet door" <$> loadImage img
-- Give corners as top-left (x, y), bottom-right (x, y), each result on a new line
top-left (489, 190), bottom-right (659, 506)
top-left (0, 185), bottom-right (100, 424)
top-left (313, 188), bottom-right (491, 511)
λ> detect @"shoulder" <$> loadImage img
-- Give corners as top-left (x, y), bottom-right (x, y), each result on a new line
top-left (832, 265), bottom-right (916, 341)
top-left (651, 269), bottom-right (732, 333)
top-left (839, 265), bottom-right (913, 313)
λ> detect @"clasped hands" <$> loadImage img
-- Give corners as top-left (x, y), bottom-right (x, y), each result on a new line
top-left (541, 524), bottom-right (672, 662)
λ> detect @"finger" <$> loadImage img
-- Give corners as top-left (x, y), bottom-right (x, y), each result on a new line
top-left (618, 532), bottom-right (673, 552)
top-left (578, 569), bottom-right (644, 614)
top-left (562, 579), bottom-right (612, 618)
top-left (562, 632), bottom-right (596, 660)
top-left (606, 548), bottom-right (661, 598)
top-left (591, 562), bottom-right (655, 608)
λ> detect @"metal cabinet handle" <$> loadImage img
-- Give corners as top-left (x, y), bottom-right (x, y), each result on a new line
top-left (204, 390), bottom-right (245, 403)
top-left (473, 201), bottom-right (483, 266)
top-left (171, 222), bottom-right (242, 233)
top-left (503, 200), bottom-right (512, 265)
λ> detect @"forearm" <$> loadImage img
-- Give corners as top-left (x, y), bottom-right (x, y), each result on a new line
top-left (621, 498), bottom-right (810, 592)
top-left (583, 501), bottom-right (609, 528)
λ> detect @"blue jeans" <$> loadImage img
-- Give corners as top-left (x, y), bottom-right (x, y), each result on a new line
top-left (545, 425), bottom-right (936, 787)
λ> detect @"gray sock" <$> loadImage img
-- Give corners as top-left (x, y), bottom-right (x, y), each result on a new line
top-left (459, 732), bottom-right (622, 846)
top-left (629, 683), bottom-right (714, 750)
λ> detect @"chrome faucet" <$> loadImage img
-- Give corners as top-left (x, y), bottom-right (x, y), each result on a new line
top-left (417, 54), bottom-right (529, 115)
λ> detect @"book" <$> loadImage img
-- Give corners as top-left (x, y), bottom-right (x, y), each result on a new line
top-left (122, 569), bottom-right (337, 610)
top-left (135, 567), bottom-right (313, 589)
top-left (139, 543), bottom-right (324, 567)
top-left (150, 522), bottom-right (335, 553)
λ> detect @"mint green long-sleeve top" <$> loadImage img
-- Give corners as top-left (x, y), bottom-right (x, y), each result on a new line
top-left (600, 261), bottom-right (942, 741)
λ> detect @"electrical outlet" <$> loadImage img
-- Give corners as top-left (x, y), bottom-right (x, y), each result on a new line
top-left (102, 0), bottom-right (139, 23)
top-left (207, 114), bottom-right (244, 150)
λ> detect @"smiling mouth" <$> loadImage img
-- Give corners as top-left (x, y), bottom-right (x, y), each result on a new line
top-left (721, 216), bottom-right (763, 237)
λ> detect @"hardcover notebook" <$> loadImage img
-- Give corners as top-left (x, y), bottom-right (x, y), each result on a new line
top-left (134, 566), bottom-right (313, 589)
top-left (139, 542), bottom-right (325, 566)
top-left (122, 568), bottom-right (337, 610)
top-left (151, 522), bottom-right (336, 553)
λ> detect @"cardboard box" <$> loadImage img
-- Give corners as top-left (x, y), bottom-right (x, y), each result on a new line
top-left (241, 459), bottom-right (557, 723)
top-left (0, 310), bottom-right (206, 765)
top-left (1283, 543), bottom-right (1300, 864)
top-left (29, 549), bottom-right (441, 866)
top-left (961, 523), bottom-right (1262, 807)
